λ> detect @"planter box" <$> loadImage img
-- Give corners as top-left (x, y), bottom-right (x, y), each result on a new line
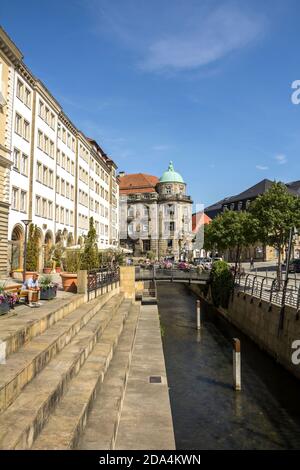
top-left (0, 301), bottom-right (10, 315)
top-left (60, 273), bottom-right (78, 293)
top-left (55, 267), bottom-right (62, 274)
top-left (43, 268), bottom-right (52, 274)
top-left (40, 287), bottom-right (57, 300)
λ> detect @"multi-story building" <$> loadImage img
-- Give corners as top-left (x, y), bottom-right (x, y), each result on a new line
top-left (0, 26), bottom-right (119, 275)
top-left (0, 27), bottom-right (22, 277)
top-left (119, 162), bottom-right (193, 260)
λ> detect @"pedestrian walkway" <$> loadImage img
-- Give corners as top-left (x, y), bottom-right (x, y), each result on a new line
top-left (115, 304), bottom-right (175, 450)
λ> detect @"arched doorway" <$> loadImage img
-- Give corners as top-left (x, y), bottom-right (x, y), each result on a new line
top-left (10, 224), bottom-right (24, 272)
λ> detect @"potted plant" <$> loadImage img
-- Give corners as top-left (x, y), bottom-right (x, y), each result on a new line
top-left (0, 284), bottom-right (17, 315)
top-left (52, 242), bottom-right (64, 273)
top-left (60, 250), bottom-right (81, 293)
top-left (39, 275), bottom-right (58, 300)
top-left (43, 259), bottom-right (53, 274)
top-left (25, 224), bottom-right (40, 279)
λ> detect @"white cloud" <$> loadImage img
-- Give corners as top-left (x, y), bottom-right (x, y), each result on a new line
top-left (140, 6), bottom-right (264, 72)
top-left (90, 1), bottom-right (265, 74)
top-left (256, 165), bottom-right (269, 170)
top-left (275, 154), bottom-right (287, 165)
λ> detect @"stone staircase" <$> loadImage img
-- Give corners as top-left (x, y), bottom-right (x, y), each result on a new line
top-left (0, 290), bottom-right (139, 450)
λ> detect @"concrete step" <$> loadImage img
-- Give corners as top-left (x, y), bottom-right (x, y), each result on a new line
top-left (31, 300), bottom-right (137, 450)
top-left (77, 304), bottom-right (140, 450)
top-left (0, 289), bottom-right (118, 413)
top-left (0, 293), bottom-right (124, 450)
top-left (0, 293), bottom-right (85, 358)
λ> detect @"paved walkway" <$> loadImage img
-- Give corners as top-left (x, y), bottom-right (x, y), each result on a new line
top-left (115, 304), bottom-right (175, 450)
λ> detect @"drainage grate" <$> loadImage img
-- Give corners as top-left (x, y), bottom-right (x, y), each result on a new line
top-left (149, 376), bottom-right (162, 383)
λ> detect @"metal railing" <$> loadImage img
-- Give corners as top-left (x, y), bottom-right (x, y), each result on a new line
top-left (235, 272), bottom-right (300, 310)
top-left (87, 266), bottom-right (120, 301)
top-left (135, 266), bottom-right (210, 283)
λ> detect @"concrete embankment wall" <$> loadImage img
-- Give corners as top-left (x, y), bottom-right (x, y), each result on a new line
top-left (189, 284), bottom-right (300, 380)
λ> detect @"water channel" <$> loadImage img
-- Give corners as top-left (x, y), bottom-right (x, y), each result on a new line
top-left (157, 282), bottom-right (300, 450)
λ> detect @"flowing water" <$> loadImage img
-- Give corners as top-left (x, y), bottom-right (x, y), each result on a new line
top-left (157, 282), bottom-right (300, 450)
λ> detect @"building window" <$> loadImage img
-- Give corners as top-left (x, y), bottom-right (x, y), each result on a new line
top-left (21, 153), bottom-right (28, 176)
top-left (39, 100), bottom-right (44, 118)
top-left (15, 113), bottom-right (22, 135)
top-left (23, 120), bottom-right (30, 141)
top-left (20, 190), bottom-right (27, 212)
top-left (25, 88), bottom-right (31, 108)
top-left (16, 79), bottom-right (23, 101)
top-left (42, 198), bottom-right (47, 218)
top-left (48, 201), bottom-right (53, 219)
top-left (13, 148), bottom-right (20, 170)
top-left (36, 196), bottom-right (41, 216)
top-left (12, 187), bottom-right (18, 210)
top-left (37, 162), bottom-right (42, 182)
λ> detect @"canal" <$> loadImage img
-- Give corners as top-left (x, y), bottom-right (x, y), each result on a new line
top-left (157, 282), bottom-right (300, 450)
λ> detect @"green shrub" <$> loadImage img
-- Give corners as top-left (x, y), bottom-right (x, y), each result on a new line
top-left (210, 260), bottom-right (234, 308)
top-left (26, 224), bottom-right (40, 271)
top-left (80, 217), bottom-right (98, 270)
top-left (63, 251), bottom-right (81, 273)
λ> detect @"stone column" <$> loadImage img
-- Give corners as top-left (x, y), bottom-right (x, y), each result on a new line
top-left (120, 266), bottom-right (135, 299)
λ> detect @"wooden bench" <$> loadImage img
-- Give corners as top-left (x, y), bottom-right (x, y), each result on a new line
top-left (4, 285), bottom-right (29, 303)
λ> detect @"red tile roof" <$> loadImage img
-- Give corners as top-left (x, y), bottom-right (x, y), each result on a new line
top-left (119, 173), bottom-right (159, 194)
top-left (192, 212), bottom-right (211, 233)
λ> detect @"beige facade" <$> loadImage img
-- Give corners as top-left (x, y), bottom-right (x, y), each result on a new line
top-left (0, 26), bottom-right (119, 276)
top-left (0, 27), bottom-right (23, 277)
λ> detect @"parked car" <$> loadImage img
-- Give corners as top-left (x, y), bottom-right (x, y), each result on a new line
top-left (289, 259), bottom-right (300, 273)
top-left (212, 256), bottom-right (223, 262)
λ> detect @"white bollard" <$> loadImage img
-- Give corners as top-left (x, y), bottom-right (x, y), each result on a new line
top-left (196, 300), bottom-right (201, 330)
top-left (232, 338), bottom-right (241, 391)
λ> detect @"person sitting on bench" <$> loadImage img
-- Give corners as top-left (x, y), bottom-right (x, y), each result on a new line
top-left (22, 273), bottom-right (41, 307)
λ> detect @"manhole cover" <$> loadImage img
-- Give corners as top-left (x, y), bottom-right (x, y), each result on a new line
top-left (149, 376), bottom-right (162, 383)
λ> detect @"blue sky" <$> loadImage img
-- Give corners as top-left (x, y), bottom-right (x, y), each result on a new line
top-left (1, 0), bottom-right (300, 207)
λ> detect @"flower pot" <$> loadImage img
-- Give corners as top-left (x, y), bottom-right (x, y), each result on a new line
top-left (25, 271), bottom-right (37, 281)
top-left (40, 286), bottom-right (57, 300)
top-left (43, 268), bottom-right (52, 274)
top-left (0, 300), bottom-right (10, 315)
top-left (60, 273), bottom-right (78, 293)
top-left (12, 270), bottom-right (23, 280)
top-left (55, 267), bottom-right (62, 274)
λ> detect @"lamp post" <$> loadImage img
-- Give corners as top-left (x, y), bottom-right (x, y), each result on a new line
top-left (21, 219), bottom-right (32, 283)
top-left (279, 226), bottom-right (296, 331)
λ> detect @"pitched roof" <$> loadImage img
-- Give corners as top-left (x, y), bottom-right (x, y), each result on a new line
top-left (223, 179), bottom-right (274, 204)
top-left (119, 173), bottom-right (159, 194)
top-left (192, 212), bottom-right (211, 233)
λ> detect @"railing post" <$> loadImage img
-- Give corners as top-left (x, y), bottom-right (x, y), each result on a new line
top-left (196, 299), bottom-right (201, 330)
top-left (232, 338), bottom-right (241, 391)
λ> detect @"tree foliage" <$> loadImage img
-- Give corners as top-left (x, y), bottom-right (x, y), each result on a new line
top-left (250, 182), bottom-right (300, 278)
top-left (210, 260), bottom-right (234, 308)
top-left (80, 217), bottom-right (98, 270)
top-left (26, 224), bottom-right (40, 271)
top-left (204, 210), bottom-right (255, 254)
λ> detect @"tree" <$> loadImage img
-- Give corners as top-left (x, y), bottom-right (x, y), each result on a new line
top-left (250, 182), bottom-right (300, 282)
top-left (80, 217), bottom-right (98, 270)
top-left (204, 210), bottom-right (255, 272)
top-left (26, 224), bottom-right (40, 271)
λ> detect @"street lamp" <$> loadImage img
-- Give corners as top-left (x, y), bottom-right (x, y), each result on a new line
top-left (21, 219), bottom-right (32, 283)
top-left (279, 226), bottom-right (297, 331)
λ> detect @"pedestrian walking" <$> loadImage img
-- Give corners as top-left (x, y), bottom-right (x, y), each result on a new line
top-left (250, 257), bottom-right (254, 270)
